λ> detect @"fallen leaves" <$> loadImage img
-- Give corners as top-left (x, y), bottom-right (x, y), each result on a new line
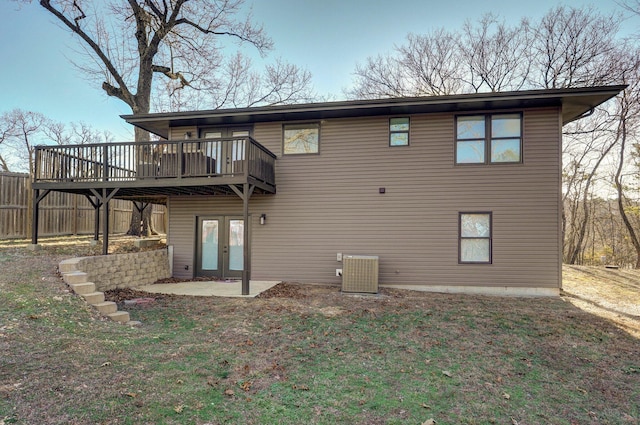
top-left (292, 384), bottom-right (310, 391)
top-left (503, 392), bottom-right (511, 400)
top-left (422, 419), bottom-right (436, 425)
top-left (441, 370), bottom-right (452, 377)
top-left (224, 389), bottom-right (235, 397)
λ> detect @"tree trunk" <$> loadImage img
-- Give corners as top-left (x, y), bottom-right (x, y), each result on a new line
top-left (567, 139), bottom-right (618, 264)
top-left (126, 202), bottom-right (156, 236)
top-left (614, 106), bottom-right (640, 268)
top-left (125, 94), bottom-right (157, 237)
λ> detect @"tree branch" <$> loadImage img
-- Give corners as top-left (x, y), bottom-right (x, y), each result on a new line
top-left (39, 0), bottom-right (135, 107)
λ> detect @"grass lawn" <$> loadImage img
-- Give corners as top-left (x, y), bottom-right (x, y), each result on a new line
top-left (0, 236), bottom-right (639, 424)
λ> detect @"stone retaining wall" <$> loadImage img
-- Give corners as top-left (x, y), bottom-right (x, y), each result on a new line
top-left (73, 249), bottom-right (171, 291)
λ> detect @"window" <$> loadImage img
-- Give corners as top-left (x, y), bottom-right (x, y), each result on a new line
top-left (389, 117), bottom-right (410, 146)
top-left (283, 123), bottom-right (320, 154)
top-left (459, 212), bottom-right (492, 264)
top-left (455, 114), bottom-right (521, 164)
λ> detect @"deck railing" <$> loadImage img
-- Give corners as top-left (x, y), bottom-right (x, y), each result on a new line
top-left (34, 138), bottom-right (276, 187)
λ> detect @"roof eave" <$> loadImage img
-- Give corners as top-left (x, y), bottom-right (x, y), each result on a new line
top-left (123, 85), bottom-right (627, 139)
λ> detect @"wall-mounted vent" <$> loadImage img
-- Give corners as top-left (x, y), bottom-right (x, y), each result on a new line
top-left (342, 255), bottom-right (379, 293)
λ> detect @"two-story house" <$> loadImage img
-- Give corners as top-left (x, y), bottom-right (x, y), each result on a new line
top-left (32, 85), bottom-right (625, 296)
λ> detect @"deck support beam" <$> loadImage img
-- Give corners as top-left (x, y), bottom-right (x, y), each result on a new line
top-left (90, 188), bottom-right (120, 255)
top-left (84, 195), bottom-right (102, 243)
top-left (230, 183), bottom-right (255, 295)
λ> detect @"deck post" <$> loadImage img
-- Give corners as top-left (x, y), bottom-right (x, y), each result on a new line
top-left (242, 183), bottom-right (250, 295)
top-left (94, 205), bottom-right (100, 243)
top-left (30, 189), bottom-right (51, 249)
top-left (102, 188), bottom-right (109, 255)
top-left (31, 189), bottom-right (39, 246)
top-left (230, 183), bottom-right (255, 296)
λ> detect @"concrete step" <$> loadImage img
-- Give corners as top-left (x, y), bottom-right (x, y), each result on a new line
top-left (108, 311), bottom-right (130, 323)
top-left (93, 301), bottom-right (118, 315)
top-left (58, 258), bottom-right (82, 274)
top-left (69, 282), bottom-right (96, 295)
top-left (82, 291), bottom-right (105, 305)
top-left (63, 271), bottom-right (89, 285)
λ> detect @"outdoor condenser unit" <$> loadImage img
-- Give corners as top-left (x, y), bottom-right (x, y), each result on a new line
top-left (341, 255), bottom-right (379, 293)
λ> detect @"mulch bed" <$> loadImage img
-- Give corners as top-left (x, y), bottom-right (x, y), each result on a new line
top-left (255, 282), bottom-right (307, 299)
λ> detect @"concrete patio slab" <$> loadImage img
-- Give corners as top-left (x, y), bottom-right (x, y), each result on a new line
top-left (136, 280), bottom-right (281, 298)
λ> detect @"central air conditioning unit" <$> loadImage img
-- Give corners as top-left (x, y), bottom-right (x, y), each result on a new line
top-left (341, 255), bottom-right (379, 293)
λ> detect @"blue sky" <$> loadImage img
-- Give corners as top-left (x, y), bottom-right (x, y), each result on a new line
top-left (0, 0), bottom-right (632, 140)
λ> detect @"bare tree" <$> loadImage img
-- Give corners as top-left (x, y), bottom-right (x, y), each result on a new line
top-left (563, 110), bottom-right (620, 264)
top-left (348, 6), bottom-right (624, 98)
top-left (459, 14), bottom-right (532, 92)
top-left (0, 109), bottom-right (49, 175)
top-left (350, 29), bottom-right (466, 99)
top-left (0, 113), bottom-right (17, 172)
top-left (528, 6), bottom-right (622, 89)
top-left (612, 52), bottom-right (640, 267)
top-left (350, 52), bottom-right (410, 99)
top-left (31, 0), bottom-right (307, 137)
top-left (0, 109), bottom-right (115, 173)
top-left (398, 30), bottom-right (466, 96)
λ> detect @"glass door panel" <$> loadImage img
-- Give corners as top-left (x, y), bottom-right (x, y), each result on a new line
top-left (201, 219), bottom-right (219, 270)
top-left (227, 219), bottom-right (244, 273)
top-left (196, 217), bottom-right (222, 277)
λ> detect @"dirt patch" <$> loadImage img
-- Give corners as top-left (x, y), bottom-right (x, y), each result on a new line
top-left (104, 287), bottom-right (176, 304)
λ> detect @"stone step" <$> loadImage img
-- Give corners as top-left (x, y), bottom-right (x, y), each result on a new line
top-left (63, 271), bottom-right (89, 285)
top-left (108, 311), bottom-right (130, 323)
top-left (69, 282), bottom-right (96, 295)
top-left (93, 301), bottom-right (118, 315)
top-left (58, 258), bottom-right (82, 274)
top-left (82, 291), bottom-right (105, 305)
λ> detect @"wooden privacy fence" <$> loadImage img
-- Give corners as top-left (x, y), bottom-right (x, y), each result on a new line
top-left (0, 172), bottom-right (166, 239)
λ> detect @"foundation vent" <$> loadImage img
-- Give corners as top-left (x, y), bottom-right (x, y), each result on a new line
top-left (342, 255), bottom-right (379, 293)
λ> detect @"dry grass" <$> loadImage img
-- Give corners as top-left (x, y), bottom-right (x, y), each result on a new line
top-left (0, 235), bottom-right (638, 424)
top-left (563, 265), bottom-right (640, 338)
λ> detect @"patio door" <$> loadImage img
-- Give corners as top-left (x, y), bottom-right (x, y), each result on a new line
top-left (202, 127), bottom-right (252, 175)
top-left (195, 216), bottom-right (245, 279)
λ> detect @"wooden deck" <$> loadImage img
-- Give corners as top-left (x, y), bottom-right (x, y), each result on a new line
top-left (33, 137), bottom-right (277, 202)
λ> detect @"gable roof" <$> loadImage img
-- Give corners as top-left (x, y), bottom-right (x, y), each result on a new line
top-left (122, 85), bottom-right (626, 139)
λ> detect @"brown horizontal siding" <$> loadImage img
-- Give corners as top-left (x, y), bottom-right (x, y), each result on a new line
top-left (168, 107), bottom-right (561, 289)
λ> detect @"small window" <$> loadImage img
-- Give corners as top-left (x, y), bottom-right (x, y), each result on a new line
top-left (459, 212), bottom-right (492, 264)
top-left (455, 114), bottom-right (521, 164)
top-left (283, 123), bottom-right (320, 155)
top-left (389, 117), bottom-right (410, 146)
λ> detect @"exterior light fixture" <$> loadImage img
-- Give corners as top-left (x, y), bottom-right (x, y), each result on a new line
top-left (260, 214), bottom-right (267, 225)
